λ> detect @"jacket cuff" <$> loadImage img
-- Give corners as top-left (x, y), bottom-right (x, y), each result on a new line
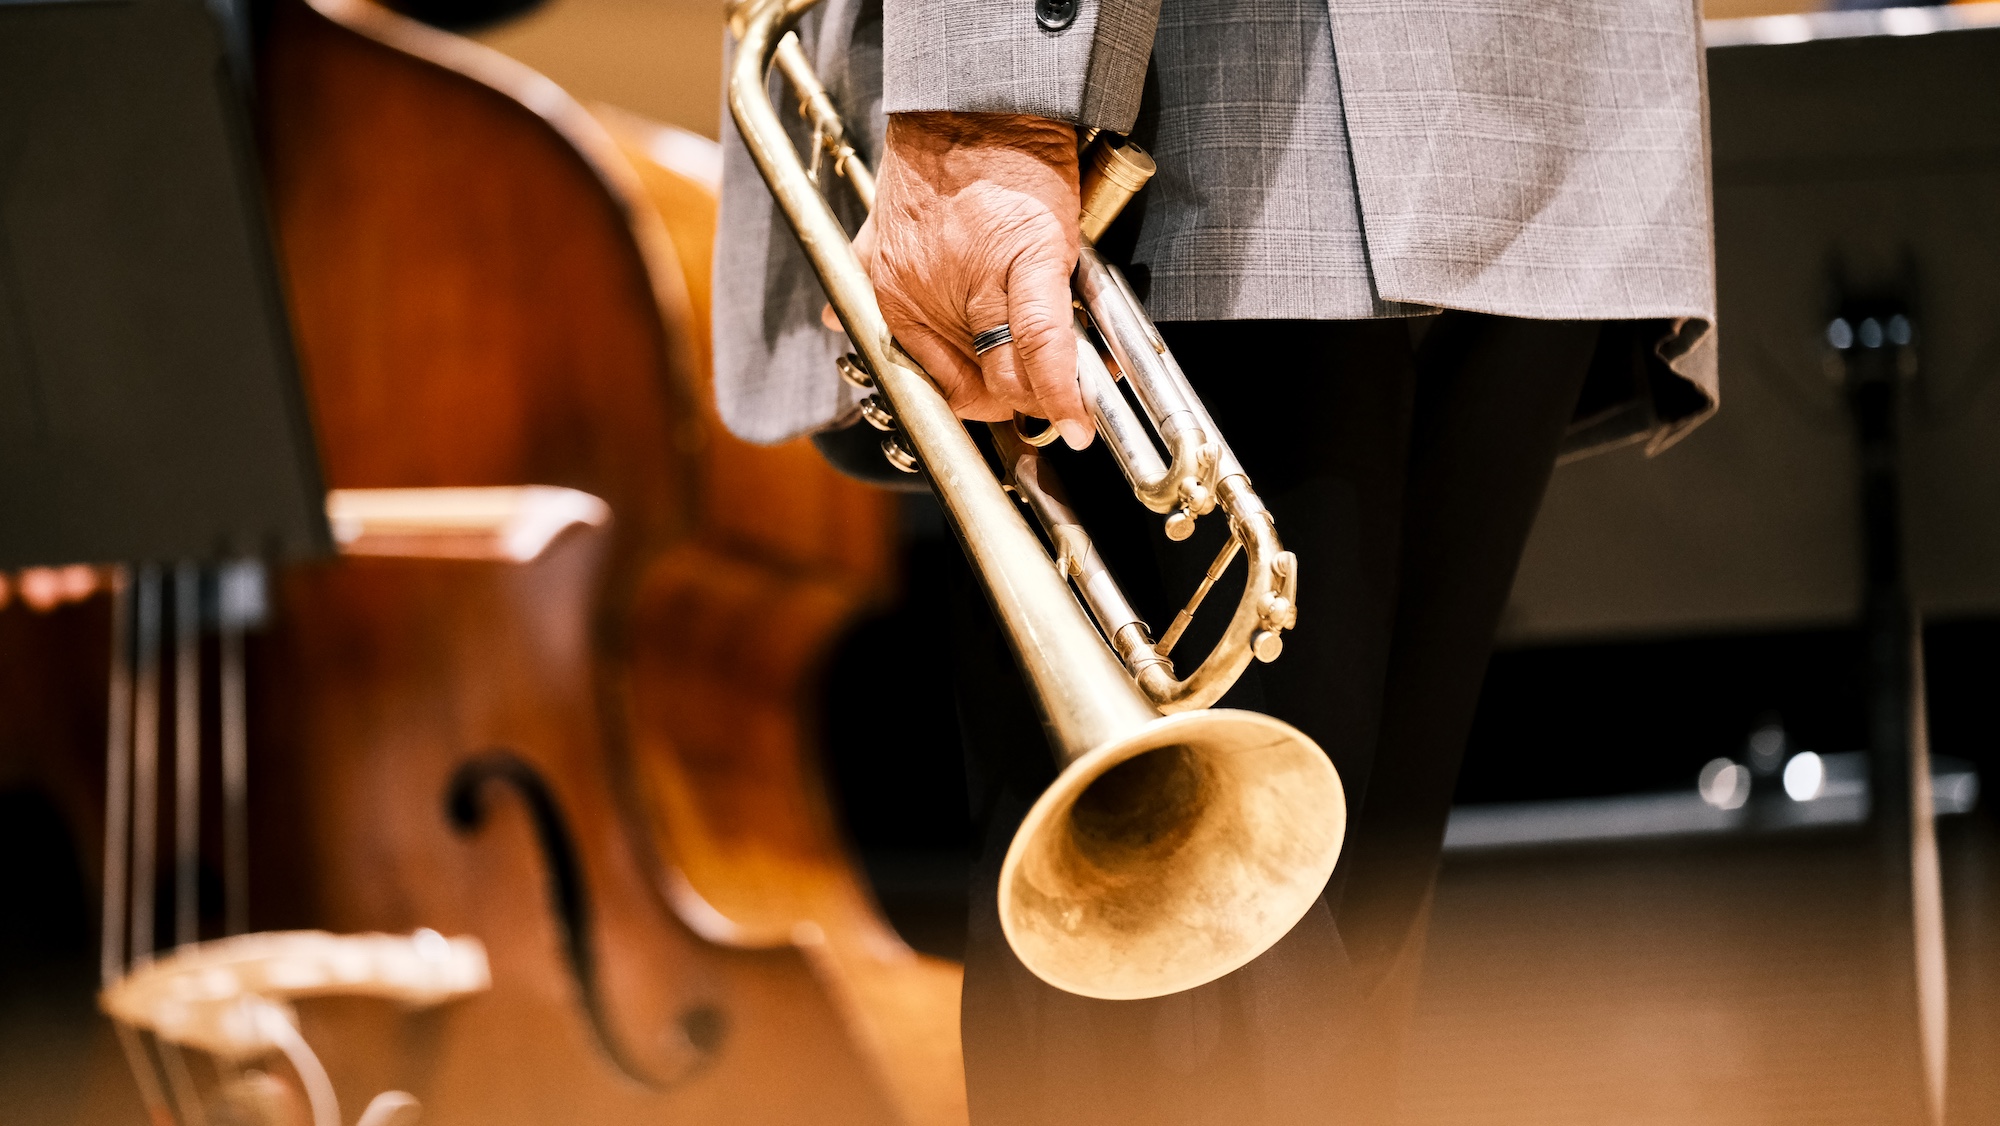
top-left (882, 0), bottom-right (1159, 133)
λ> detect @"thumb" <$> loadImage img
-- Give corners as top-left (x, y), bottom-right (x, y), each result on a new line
top-left (851, 215), bottom-right (879, 274)
top-left (824, 218), bottom-right (880, 331)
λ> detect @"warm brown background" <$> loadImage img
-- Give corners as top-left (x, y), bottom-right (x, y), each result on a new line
top-left (473, 0), bottom-right (729, 137)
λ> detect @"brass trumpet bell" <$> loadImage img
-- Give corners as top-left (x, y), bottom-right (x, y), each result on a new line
top-left (1001, 710), bottom-right (1345, 1000)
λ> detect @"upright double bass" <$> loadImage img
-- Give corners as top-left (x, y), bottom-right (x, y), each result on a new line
top-left (248, 0), bottom-right (966, 1119)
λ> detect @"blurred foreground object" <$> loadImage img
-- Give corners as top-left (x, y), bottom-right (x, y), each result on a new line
top-left (0, 565), bottom-right (108, 612)
top-left (324, 486), bottom-right (610, 561)
top-left (101, 930), bottom-right (487, 1126)
top-left (591, 101), bottom-right (968, 1125)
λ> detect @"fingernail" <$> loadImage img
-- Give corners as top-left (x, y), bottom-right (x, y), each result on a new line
top-left (1056, 419), bottom-right (1093, 451)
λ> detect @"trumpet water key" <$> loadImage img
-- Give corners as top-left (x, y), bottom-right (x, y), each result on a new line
top-left (728, 0), bottom-right (1345, 1000)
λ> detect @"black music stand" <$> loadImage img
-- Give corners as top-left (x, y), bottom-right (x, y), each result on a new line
top-left (1507, 9), bottom-right (2000, 645)
top-left (0, 0), bottom-right (329, 569)
top-left (0, 0), bottom-right (331, 1072)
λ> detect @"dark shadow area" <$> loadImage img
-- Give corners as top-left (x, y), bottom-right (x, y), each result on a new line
top-left (0, 787), bottom-right (98, 1125)
top-left (818, 493), bottom-right (975, 961)
top-left (1459, 619), bottom-right (2000, 806)
top-left (829, 524), bottom-right (2000, 961)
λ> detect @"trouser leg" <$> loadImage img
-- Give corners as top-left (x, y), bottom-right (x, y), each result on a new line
top-left (1324, 314), bottom-right (1601, 1121)
top-left (1336, 314), bottom-right (1603, 977)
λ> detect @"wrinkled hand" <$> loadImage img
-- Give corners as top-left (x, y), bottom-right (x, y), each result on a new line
top-left (853, 111), bottom-right (1094, 449)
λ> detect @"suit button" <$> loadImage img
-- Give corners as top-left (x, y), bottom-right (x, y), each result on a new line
top-left (1036, 0), bottom-right (1078, 31)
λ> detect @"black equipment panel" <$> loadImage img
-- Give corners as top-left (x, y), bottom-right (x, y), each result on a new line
top-left (0, 0), bottom-right (330, 567)
top-left (1505, 18), bottom-right (2000, 642)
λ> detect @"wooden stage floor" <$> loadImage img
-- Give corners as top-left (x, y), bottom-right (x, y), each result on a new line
top-left (7, 814), bottom-right (1997, 1124)
top-left (1399, 817), bottom-right (2000, 1126)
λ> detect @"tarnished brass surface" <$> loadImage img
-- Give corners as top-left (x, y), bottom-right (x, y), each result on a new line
top-left (726, 0), bottom-right (1344, 999)
top-left (1001, 711), bottom-right (1345, 999)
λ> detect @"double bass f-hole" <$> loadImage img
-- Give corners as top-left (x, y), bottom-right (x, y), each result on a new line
top-left (445, 753), bottom-right (727, 1087)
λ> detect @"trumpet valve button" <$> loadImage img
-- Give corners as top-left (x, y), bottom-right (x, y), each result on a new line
top-left (860, 396), bottom-right (896, 431)
top-left (1251, 629), bottom-right (1284, 663)
top-left (1164, 509), bottom-right (1195, 541)
top-left (880, 436), bottom-right (920, 474)
top-left (884, 434), bottom-right (920, 474)
top-left (836, 353), bottom-right (874, 389)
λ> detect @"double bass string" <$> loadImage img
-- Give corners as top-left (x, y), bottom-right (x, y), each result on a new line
top-left (102, 564), bottom-right (176, 1123)
top-left (130, 565), bottom-right (162, 969)
top-left (105, 562), bottom-right (258, 963)
top-left (100, 568), bottom-right (133, 987)
top-left (220, 561), bottom-right (254, 938)
top-left (101, 562), bottom-right (252, 1125)
top-left (174, 562), bottom-right (202, 949)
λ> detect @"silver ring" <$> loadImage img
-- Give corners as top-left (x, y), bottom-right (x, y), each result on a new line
top-left (972, 323), bottom-right (1014, 355)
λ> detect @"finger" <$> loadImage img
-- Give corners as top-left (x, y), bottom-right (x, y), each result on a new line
top-left (892, 316), bottom-right (1012, 422)
top-left (851, 216), bottom-right (878, 274)
top-left (974, 340), bottom-right (1038, 420)
top-left (963, 289), bottom-right (1042, 419)
top-left (1004, 250), bottom-right (1091, 449)
top-left (828, 219), bottom-right (881, 333)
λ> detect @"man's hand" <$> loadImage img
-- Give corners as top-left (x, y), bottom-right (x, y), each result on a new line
top-left (853, 111), bottom-right (1095, 450)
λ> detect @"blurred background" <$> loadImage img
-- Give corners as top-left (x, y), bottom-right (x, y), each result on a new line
top-left (4, 0), bottom-right (1999, 1123)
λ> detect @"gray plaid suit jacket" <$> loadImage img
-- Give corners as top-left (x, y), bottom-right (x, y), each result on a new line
top-left (714, 0), bottom-right (1718, 457)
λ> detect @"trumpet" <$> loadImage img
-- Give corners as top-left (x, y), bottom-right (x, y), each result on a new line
top-left (727, 0), bottom-right (1345, 1000)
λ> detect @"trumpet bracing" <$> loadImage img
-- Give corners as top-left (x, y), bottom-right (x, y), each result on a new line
top-left (727, 0), bottom-right (1345, 1000)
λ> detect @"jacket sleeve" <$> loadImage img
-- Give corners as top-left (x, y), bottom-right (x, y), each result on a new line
top-left (882, 0), bottom-right (1161, 132)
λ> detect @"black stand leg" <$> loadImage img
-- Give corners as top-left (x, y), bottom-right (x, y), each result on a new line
top-left (1835, 300), bottom-right (1944, 1123)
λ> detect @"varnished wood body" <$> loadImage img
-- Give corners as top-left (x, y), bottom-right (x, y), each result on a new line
top-left (594, 110), bottom-right (966, 1126)
top-left (255, 536), bottom-right (898, 1122)
top-left (246, 0), bottom-right (908, 1119)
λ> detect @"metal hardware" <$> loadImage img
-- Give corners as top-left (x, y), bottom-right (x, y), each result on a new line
top-left (1078, 139), bottom-right (1157, 244)
top-left (880, 434), bottom-right (919, 473)
top-left (835, 352), bottom-right (873, 389)
top-left (1035, 0), bottom-right (1078, 32)
top-left (1013, 413), bottom-right (1062, 448)
top-left (860, 395), bottom-right (896, 431)
top-left (972, 323), bottom-right (1015, 355)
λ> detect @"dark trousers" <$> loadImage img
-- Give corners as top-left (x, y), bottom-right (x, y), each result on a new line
top-left (948, 313), bottom-right (1602, 1125)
